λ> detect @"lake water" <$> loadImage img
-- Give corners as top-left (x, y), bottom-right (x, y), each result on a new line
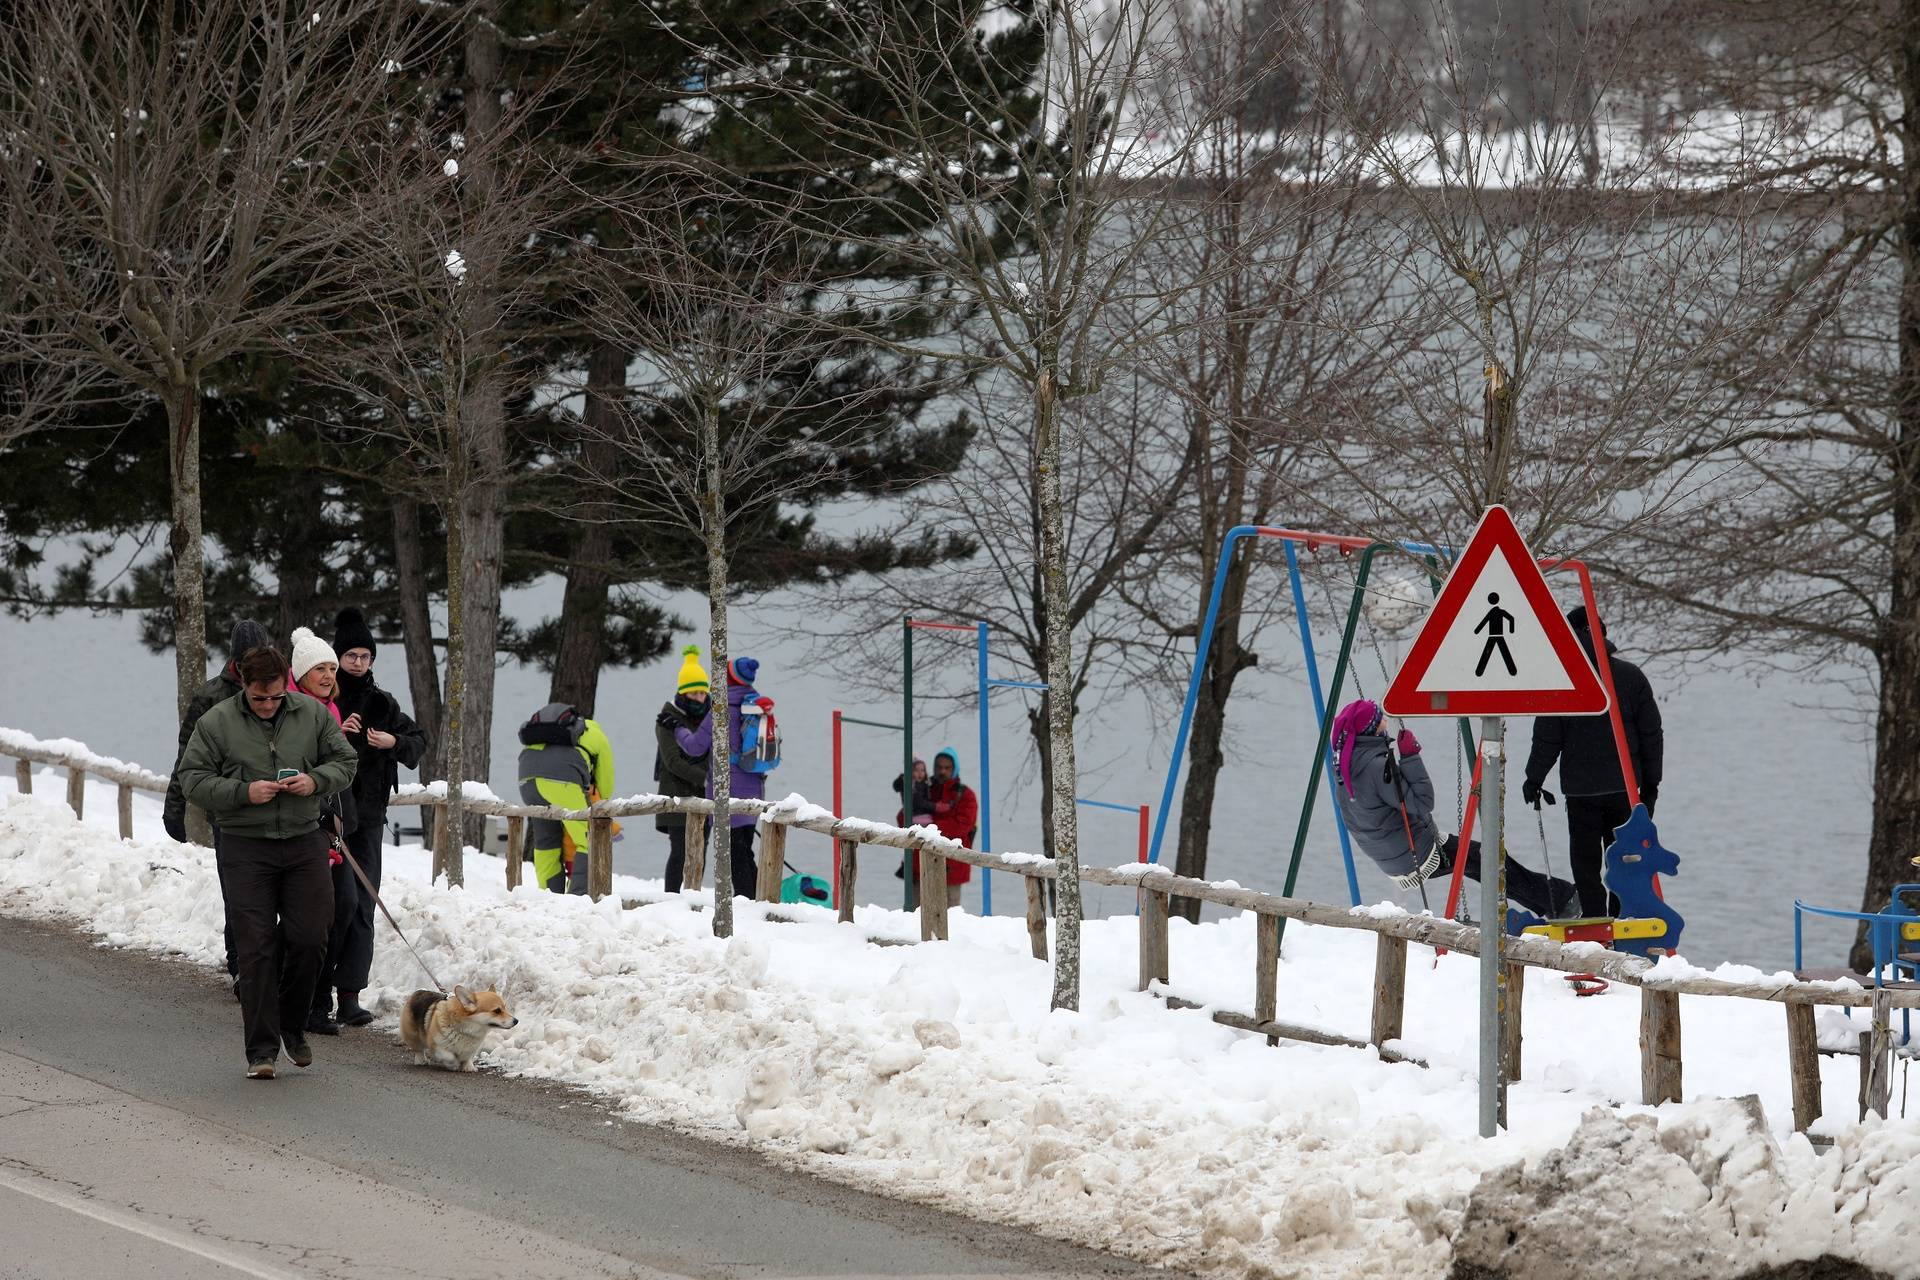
top-left (0, 572), bottom-right (1876, 972)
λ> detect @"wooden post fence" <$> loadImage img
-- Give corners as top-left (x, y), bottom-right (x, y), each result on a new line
top-left (1785, 1003), bottom-right (1820, 1132)
top-left (683, 811), bottom-right (707, 892)
top-left (1138, 886), bottom-right (1169, 991)
top-left (588, 814), bottom-right (614, 901)
top-left (758, 821), bottom-right (788, 903)
top-left (836, 839), bottom-right (858, 923)
top-left (505, 815), bottom-right (525, 891)
top-left (1640, 988), bottom-right (1683, 1105)
top-left (117, 783), bottom-right (134, 840)
top-left (1371, 934), bottom-right (1407, 1051)
top-left (66, 766), bottom-right (85, 819)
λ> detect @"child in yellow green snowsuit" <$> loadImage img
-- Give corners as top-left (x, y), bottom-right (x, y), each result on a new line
top-left (515, 703), bottom-right (615, 893)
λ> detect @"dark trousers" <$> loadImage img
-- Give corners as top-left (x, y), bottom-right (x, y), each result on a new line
top-left (220, 830), bottom-right (333, 1065)
top-left (214, 825), bottom-right (238, 978)
top-left (1566, 793), bottom-right (1632, 917)
top-left (663, 823), bottom-right (687, 894)
top-left (314, 853), bottom-right (357, 1016)
top-left (334, 822), bottom-right (382, 992)
top-left (725, 824), bottom-right (758, 899)
top-left (1438, 834), bottom-right (1576, 919)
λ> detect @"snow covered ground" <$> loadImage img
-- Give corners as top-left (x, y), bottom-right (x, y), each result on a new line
top-left (3, 765), bottom-right (1918, 1278)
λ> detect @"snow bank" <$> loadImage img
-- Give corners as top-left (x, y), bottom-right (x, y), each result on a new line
top-left (2, 781), bottom-right (1915, 1278)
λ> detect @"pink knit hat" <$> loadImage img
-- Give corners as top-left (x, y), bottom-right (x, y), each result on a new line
top-left (1331, 699), bottom-right (1383, 795)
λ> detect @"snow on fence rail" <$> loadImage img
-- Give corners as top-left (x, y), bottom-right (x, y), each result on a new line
top-left (1, 727), bottom-right (1906, 1131)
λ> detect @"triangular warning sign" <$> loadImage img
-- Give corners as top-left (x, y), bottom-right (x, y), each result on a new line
top-left (1382, 506), bottom-right (1609, 718)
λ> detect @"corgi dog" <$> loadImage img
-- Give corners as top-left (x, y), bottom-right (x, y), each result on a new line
top-left (399, 985), bottom-right (518, 1072)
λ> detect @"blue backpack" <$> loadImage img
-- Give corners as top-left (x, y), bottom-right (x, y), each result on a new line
top-left (731, 696), bottom-right (781, 774)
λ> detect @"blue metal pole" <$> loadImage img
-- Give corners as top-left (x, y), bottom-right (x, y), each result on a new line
top-left (978, 620), bottom-right (992, 917)
top-left (1148, 526), bottom-right (1255, 865)
top-left (1284, 540), bottom-right (1363, 907)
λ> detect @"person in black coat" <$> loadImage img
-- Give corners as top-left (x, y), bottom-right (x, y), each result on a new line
top-left (654, 645), bottom-right (712, 894)
top-left (328, 609), bottom-right (428, 1026)
top-left (1522, 606), bottom-right (1664, 918)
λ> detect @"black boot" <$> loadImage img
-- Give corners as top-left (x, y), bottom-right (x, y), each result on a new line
top-left (305, 1009), bottom-right (340, 1036)
top-left (336, 992), bottom-right (374, 1027)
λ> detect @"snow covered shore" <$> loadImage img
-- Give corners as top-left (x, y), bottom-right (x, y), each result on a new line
top-left (2, 773), bottom-right (1915, 1278)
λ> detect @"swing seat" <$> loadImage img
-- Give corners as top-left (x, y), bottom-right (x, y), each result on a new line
top-left (1522, 917), bottom-right (1667, 947)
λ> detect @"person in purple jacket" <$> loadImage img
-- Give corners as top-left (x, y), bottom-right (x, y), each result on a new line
top-left (675, 656), bottom-right (777, 898)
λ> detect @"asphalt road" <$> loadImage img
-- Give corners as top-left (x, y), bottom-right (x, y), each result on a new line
top-left (0, 915), bottom-right (1162, 1280)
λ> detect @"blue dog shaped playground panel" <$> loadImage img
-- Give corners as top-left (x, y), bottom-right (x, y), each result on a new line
top-left (1603, 804), bottom-right (1684, 958)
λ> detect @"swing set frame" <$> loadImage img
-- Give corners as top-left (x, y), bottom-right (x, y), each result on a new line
top-left (1148, 525), bottom-right (1644, 937)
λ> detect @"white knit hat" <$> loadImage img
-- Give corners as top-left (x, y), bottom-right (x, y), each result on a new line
top-left (289, 626), bottom-right (338, 681)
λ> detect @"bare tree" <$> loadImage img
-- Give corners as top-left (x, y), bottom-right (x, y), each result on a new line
top-left (578, 176), bottom-right (891, 938)
top-left (704, 0), bottom-right (1275, 1009)
top-left (1605, 0), bottom-right (1920, 968)
top-left (1306, 2), bottom-right (1810, 559)
top-left (0, 0), bottom-right (449, 720)
top-left (1124, 0), bottom-right (1411, 917)
top-left (290, 66), bottom-right (576, 886)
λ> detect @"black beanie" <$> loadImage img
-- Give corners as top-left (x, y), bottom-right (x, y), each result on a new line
top-left (1565, 605), bottom-right (1602, 636)
top-left (229, 618), bottom-right (272, 661)
top-left (333, 607), bottom-right (377, 660)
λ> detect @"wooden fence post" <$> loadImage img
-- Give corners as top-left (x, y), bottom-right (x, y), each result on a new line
top-left (505, 815), bottom-right (524, 891)
top-left (836, 839), bottom-right (858, 922)
top-left (1503, 962), bottom-right (1526, 1083)
top-left (1866, 987), bottom-right (1893, 1119)
top-left (1785, 1002), bottom-right (1821, 1132)
top-left (1024, 876), bottom-right (1049, 961)
top-left (683, 811), bottom-right (708, 892)
top-left (1371, 934), bottom-right (1407, 1050)
top-left (1138, 887), bottom-right (1170, 992)
top-left (919, 844), bottom-right (949, 941)
top-left (66, 766), bottom-right (85, 819)
top-left (1255, 914), bottom-right (1279, 1046)
top-left (1639, 988), bottom-right (1682, 1105)
top-left (117, 783), bottom-right (134, 840)
top-left (588, 814), bottom-right (613, 902)
top-left (432, 805), bottom-right (451, 884)
top-left (14, 758), bottom-right (30, 794)
top-left (757, 821), bottom-right (788, 903)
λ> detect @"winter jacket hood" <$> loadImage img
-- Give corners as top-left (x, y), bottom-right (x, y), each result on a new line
top-left (1330, 733), bottom-right (1439, 878)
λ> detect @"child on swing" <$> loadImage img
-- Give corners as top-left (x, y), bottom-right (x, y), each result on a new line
top-left (1330, 698), bottom-right (1575, 917)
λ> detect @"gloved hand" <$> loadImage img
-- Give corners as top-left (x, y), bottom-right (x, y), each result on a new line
top-left (1522, 780), bottom-right (1556, 809)
top-left (656, 710), bottom-right (680, 730)
top-left (1396, 728), bottom-right (1421, 757)
top-left (1641, 783), bottom-right (1658, 816)
top-left (1390, 845), bottom-right (1443, 890)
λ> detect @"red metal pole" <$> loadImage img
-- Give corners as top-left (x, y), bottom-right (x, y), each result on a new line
top-left (831, 709), bottom-right (843, 909)
top-left (1138, 805), bottom-right (1149, 863)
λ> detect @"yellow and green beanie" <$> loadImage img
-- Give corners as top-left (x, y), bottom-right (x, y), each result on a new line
top-left (676, 644), bottom-right (710, 695)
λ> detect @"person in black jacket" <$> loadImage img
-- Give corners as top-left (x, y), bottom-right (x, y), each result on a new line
top-left (165, 617), bottom-right (273, 992)
top-left (654, 645), bottom-right (712, 894)
top-left (327, 609), bottom-right (428, 1027)
top-left (1522, 606), bottom-right (1664, 918)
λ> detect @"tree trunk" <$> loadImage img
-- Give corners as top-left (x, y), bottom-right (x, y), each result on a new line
top-left (167, 383), bottom-right (207, 723)
top-left (548, 340), bottom-right (627, 714)
top-left (1855, 0), bottom-right (1920, 969)
top-left (391, 496), bottom-right (444, 773)
top-left (702, 401), bottom-right (735, 939)
top-left (1035, 370), bottom-right (1082, 1012)
top-left (455, 7), bottom-right (507, 842)
top-left (439, 480), bottom-right (467, 888)
top-left (274, 466), bottom-right (326, 643)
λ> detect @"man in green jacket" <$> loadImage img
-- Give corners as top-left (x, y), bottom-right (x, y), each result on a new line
top-left (176, 645), bottom-right (358, 1078)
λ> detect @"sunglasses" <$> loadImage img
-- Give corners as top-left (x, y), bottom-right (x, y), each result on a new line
top-left (246, 692), bottom-right (288, 705)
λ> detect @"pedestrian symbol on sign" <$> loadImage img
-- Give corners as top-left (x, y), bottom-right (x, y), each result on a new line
top-left (1473, 592), bottom-right (1517, 677)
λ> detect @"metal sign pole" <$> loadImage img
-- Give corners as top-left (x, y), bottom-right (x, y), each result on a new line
top-left (1479, 716), bottom-right (1506, 1137)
